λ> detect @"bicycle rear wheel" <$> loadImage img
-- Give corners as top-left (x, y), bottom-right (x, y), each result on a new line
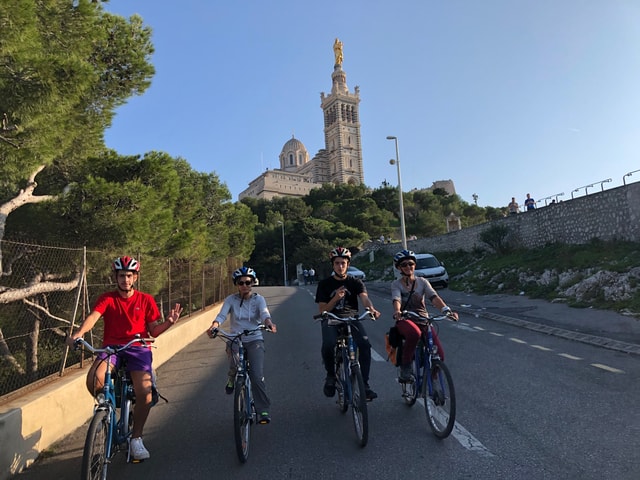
top-left (81, 409), bottom-right (110, 480)
top-left (423, 360), bottom-right (456, 438)
top-left (350, 365), bottom-right (369, 447)
top-left (233, 379), bottom-right (252, 463)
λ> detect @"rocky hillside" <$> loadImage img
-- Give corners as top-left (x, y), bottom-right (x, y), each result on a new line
top-left (359, 241), bottom-right (640, 318)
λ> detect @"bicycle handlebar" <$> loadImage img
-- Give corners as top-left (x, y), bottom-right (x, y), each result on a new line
top-left (398, 310), bottom-right (453, 324)
top-left (72, 335), bottom-right (155, 355)
top-left (313, 310), bottom-right (376, 324)
top-left (209, 324), bottom-right (272, 341)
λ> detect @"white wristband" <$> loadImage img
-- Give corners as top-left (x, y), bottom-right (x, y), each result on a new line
top-left (441, 306), bottom-right (451, 314)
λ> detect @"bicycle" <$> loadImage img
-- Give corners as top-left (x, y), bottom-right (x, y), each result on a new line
top-left (72, 335), bottom-right (155, 480)
top-left (313, 310), bottom-right (375, 447)
top-left (209, 324), bottom-right (271, 463)
top-left (395, 310), bottom-right (456, 438)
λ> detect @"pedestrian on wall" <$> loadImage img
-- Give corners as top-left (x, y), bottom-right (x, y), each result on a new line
top-left (508, 197), bottom-right (519, 214)
top-left (524, 193), bottom-right (536, 211)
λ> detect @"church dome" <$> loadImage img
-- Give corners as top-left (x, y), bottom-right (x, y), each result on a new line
top-left (282, 136), bottom-right (306, 152)
top-left (279, 135), bottom-right (310, 172)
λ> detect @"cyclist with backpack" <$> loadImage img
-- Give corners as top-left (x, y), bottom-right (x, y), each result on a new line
top-left (391, 249), bottom-right (458, 382)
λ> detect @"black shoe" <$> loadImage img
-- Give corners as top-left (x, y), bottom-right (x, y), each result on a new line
top-left (225, 378), bottom-right (234, 395)
top-left (365, 385), bottom-right (378, 401)
top-left (323, 375), bottom-right (336, 397)
top-left (399, 365), bottom-right (414, 383)
top-left (258, 411), bottom-right (271, 424)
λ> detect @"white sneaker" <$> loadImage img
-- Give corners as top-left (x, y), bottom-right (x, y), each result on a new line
top-left (129, 437), bottom-right (150, 460)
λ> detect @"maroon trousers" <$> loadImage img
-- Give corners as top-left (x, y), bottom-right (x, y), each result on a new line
top-left (395, 319), bottom-right (445, 365)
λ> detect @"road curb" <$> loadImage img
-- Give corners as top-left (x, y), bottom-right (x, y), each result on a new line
top-left (453, 305), bottom-right (640, 356)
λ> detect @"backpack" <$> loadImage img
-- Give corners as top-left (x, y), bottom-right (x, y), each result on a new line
top-left (384, 326), bottom-right (402, 366)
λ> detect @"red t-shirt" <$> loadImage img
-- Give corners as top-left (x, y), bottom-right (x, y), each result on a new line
top-left (92, 290), bottom-right (160, 346)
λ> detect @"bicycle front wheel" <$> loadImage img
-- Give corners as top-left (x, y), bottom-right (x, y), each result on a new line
top-left (335, 347), bottom-right (349, 413)
top-left (233, 379), bottom-right (252, 463)
top-left (81, 409), bottom-right (110, 480)
top-left (350, 365), bottom-right (369, 447)
top-left (424, 360), bottom-right (456, 438)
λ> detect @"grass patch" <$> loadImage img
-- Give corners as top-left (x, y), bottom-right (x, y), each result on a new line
top-left (407, 241), bottom-right (640, 316)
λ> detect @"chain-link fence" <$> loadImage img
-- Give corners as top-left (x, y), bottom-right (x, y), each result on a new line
top-left (0, 239), bottom-right (236, 404)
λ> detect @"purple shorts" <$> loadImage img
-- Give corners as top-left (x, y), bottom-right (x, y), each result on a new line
top-left (97, 346), bottom-right (153, 373)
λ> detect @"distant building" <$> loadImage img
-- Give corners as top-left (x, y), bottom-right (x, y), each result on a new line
top-left (238, 40), bottom-right (456, 201)
top-left (239, 39), bottom-right (364, 200)
top-left (430, 180), bottom-right (456, 196)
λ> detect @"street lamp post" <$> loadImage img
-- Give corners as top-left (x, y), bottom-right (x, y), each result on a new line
top-left (386, 135), bottom-right (407, 249)
top-left (277, 221), bottom-right (288, 286)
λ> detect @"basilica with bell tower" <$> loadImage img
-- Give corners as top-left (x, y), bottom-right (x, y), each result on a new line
top-left (239, 39), bottom-right (365, 200)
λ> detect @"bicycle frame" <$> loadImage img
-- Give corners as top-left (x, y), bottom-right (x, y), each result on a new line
top-left (74, 336), bottom-right (152, 479)
top-left (210, 324), bottom-right (269, 463)
top-left (314, 310), bottom-right (374, 447)
top-left (397, 310), bottom-right (456, 438)
top-left (233, 338), bottom-right (254, 419)
top-left (418, 325), bottom-right (437, 394)
top-left (335, 323), bottom-right (359, 404)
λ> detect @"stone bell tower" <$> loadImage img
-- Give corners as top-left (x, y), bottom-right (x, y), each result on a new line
top-left (319, 38), bottom-right (364, 186)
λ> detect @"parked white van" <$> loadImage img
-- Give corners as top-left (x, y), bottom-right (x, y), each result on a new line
top-left (394, 253), bottom-right (449, 288)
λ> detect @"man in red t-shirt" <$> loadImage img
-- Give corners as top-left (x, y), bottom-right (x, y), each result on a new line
top-left (67, 256), bottom-right (183, 461)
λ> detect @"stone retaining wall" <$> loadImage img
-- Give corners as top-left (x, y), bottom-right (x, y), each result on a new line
top-left (379, 182), bottom-right (640, 255)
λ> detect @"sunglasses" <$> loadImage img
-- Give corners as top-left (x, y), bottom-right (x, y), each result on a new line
top-left (399, 262), bottom-right (415, 268)
top-left (236, 281), bottom-right (253, 286)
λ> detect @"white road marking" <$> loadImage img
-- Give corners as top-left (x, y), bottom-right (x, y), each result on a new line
top-left (371, 349), bottom-right (386, 362)
top-left (490, 332), bottom-right (504, 337)
top-left (531, 344), bottom-right (552, 351)
top-left (375, 342), bottom-right (494, 457)
top-left (417, 398), bottom-right (495, 457)
top-left (591, 363), bottom-right (624, 373)
top-left (455, 324), bottom-right (479, 332)
top-left (558, 353), bottom-right (582, 360)
top-left (509, 337), bottom-right (527, 344)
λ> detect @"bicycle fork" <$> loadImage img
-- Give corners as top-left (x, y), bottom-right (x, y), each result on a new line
top-left (236, 347), bottom-right (255, 423)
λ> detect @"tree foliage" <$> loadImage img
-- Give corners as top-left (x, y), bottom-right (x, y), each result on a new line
top-left (0, 0), bottom-right (155, 201)
top-left (243, 183), bottom-right (506, 284)
top-left (0, 2), bottom-right (254, 308)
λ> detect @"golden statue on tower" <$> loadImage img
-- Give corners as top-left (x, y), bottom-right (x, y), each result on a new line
top-left (333, 38), bottom-right (344, 66)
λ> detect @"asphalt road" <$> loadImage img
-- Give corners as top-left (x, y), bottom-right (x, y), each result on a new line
top-left (14, 285), bottom-right (640, 479)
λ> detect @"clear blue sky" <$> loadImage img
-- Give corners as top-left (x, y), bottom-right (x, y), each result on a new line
top-left (103, 0), bottom-right (640, 208)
